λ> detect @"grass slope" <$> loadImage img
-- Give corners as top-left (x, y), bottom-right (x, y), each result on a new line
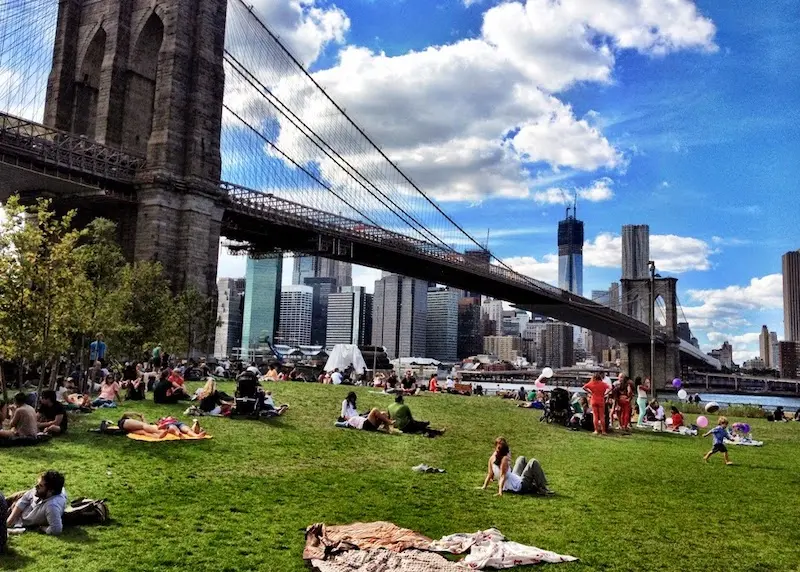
top-left (2, 383), bottom-right (800, 571)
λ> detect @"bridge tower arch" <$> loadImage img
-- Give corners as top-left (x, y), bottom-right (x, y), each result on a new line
top-left (43, 0), bottom-right (229, 297)
top-left (619, 277), bottom-right (681, 388)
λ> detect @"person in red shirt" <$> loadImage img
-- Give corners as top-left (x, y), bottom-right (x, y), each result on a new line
top-left (428, 373), bottom-right (439, 393)
top-left (670, 406), bottom-right (684, 431)
top-left (582, 373), bottom-right (610, 435)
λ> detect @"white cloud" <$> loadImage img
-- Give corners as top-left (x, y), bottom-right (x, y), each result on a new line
top-left (225, 0), bottom-right (717, 205)
top-left (711, 236), bottom-right (752, 246)
top-left (247, 0), bottom-right (350, 67)
top-left (583, 232), bottom-right (713, 273)
top-left (682, 274), bottom-right (783, 332)
top-left (534, 178), bottom-right (616, 205)
top-left (500, 254), bottom-right (559, 285)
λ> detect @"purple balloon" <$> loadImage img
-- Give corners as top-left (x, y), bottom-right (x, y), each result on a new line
top-left (741, 423), bottom-right (751, 434)
top-left (672, 378), bottom-right (682, 388)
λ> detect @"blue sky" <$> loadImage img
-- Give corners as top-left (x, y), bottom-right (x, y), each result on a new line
top-left (1, 0), bottom-right (790, 362)
top-left (214, 0), bottom-right (798, 362)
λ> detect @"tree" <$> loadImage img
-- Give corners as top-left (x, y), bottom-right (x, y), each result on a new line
top-left (108, 261), bottom-right (174, 361)
top-left (74, 218), bottom-right (128, 364)
top-left (167, 287), bottom-right (220, 359)
top-left (0, 196), bottom-right (84, 393)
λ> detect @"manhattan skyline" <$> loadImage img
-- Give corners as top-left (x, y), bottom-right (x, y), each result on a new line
top-left (213, 0), bottom-right (795, 364)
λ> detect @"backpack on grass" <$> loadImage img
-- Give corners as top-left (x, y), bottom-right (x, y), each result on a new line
top-left (62, 498), bottom-right (109, 527)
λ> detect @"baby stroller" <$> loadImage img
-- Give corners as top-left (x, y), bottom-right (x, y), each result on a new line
top-left (232, 370), bottom-right (264, 417)
top-left (540, 387), bottom-right (573, 426)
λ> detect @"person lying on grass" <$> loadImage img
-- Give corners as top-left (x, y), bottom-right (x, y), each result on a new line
top-left (156, 416), bottom-right (206, 438)
top-left (387, 394), bottom-right (445, 437)
top-left (263, 391), bottom-right (289, 416)
top-left (106, 412), bottom-right (171, 438)
top-left (37, 390), bottom-right (68, 436)
top-left (196, 379), bottom-right (233, 416)
top-left (5, 470), bottom-right (67, 536)
top-left (0, 393), bottom-right (38, 440)
top-left (480, 437), bottom-right (554, 497)
top-left (335, 406), bottom-right (393, 431)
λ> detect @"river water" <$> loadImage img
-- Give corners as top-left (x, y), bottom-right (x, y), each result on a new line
top-left (478, 382), bottom-right (800, 411)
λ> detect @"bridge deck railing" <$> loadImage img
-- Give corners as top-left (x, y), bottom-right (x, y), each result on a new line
top-left (0, 112), bottom-right (145, 182)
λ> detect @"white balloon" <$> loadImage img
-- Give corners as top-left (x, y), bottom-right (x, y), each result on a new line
top-left (542, 367), bottom-right (554, 379)
top-left (678, 389), bottom-right (688, 400)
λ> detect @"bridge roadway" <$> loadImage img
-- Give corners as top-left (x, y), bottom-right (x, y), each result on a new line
top-left (0, 111), bottom-right (719, 365)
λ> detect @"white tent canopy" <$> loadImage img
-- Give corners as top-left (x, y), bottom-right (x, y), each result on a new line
top-left (324, 345), bottom-right (368, 374)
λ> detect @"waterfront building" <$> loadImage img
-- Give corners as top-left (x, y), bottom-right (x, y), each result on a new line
top-left (483, 335), bottom-right (521, 363)
top-left (214, 277), bottom-right (245, 359)
top-left (770, 331), bottom-right (779, 370)
top-left (426, 287), bottom-right (459, 362)
top-left (326, 286), bottom-right (373, 346)
top-left (544, 322), bottom-right (574, 368)
top-left (241, 256), bottom-right (283, 359)
top-left (783, 250), bottom-right (800, 341)
top-left (277, 285), bottom-right (313, 346)
top-left (293, 256), bottom-right (353, 289)
top-left (481, 298), bottom-right (504, 336)
top-left (778, 341), bottom-right (800, 379)
top-left (372, 274), bottom-right (427, 359)
top-left (457, 297), bottom-right (483, 359)
top-left (759, 325), bottom-right (772, 368)
top-left (303, 277), bottom-right (338, 346)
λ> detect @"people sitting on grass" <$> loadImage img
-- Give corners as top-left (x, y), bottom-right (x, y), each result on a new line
top-left (670, 406), bottom-right (684, 431)
top-left (645, 400), bottom-right (666, 426)
top-left (428, 373), bottom-right (439, 392)
top-left (772, 406), bottom-right (788, 422)
top-left (0, 394), bottom-right (38, 440)
top-left (480, 437), bottom-right (554, 496)
top-left (5, 470), bottom-right (67, 536)
top-left (387, 394), bottom-right (444, 437)
top-left (196, 379), bottom-right (233, 416)
top-left (401, 371), bottom-right (416, 393)
top-left (153, 369), bottom-right (189, 404)
top-left (124, 374), bottom-right (147, 401)
top-left (37, 390), bottom-right (68, 436)
top-left (340, 391), bottom-right (359, 421)
top-left (263, 391), bottom-right (289, 416)
top-left (92, 375), bottom-right (121, 408)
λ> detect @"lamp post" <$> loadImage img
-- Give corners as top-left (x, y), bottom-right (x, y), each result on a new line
top-left (649, 260), bottom-right (656, 400)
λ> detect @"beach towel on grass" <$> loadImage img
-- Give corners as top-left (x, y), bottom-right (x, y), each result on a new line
top-left (304, 522), bottom-right (433, 560)
top-left (312, 548), bottom-right (466, 572)
top-left (725, 438), bottom-right (763, 447)
top-left (430, 528), bottom-right (577, 568)
top-left (126, 431), bottom-right (212, 442)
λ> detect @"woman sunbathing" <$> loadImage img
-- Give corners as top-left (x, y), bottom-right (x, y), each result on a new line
top-left (156, 416), bottom-right (206, 438)
top-left (336, 408), bottom-right (392, 431)
top-left (112, 413), bottom-right (170, 438)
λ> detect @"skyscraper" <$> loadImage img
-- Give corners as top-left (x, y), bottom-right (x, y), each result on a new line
top-left (457, 296), bottom-right (483, 359)
top-left (622, 224), bottom-right (650, 280)
top-left (759, 325), bottom-right (772, 368)
top-left (326, 286), bottom-right (373, 346)
top-left (783, 250), bottom-right (800, 342)
top-left (481, 298), bottom-right (504, 336)
top-left (277, 285), bottom-right (313, 346)
top-left (292, 256), bottom-right (353, 289)
top-left (303, 277), bottom-right (338, 346)
top-left (770, 331), bottom-right (779, 369)
top-left (214, 277), bottom-right (246, 358)
top-left (558, 206), bottom-right (584, 295)
top-left (543, 322), bottom-right (574, 368)
top-left (426, 287), bottom-right (459, 362)
top-left (241, 256), bottom-right (283, 359)
top-left (372, 274), bottom-right (427, 359)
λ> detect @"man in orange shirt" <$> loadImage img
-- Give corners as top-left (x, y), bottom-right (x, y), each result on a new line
top-left (582, 373), bottom-right (610, 435)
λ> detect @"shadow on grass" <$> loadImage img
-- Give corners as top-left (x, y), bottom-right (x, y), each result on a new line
top-left (0, 548), bottom-right (33, 570)
top-left (59, 526), bottom-right (96, 544)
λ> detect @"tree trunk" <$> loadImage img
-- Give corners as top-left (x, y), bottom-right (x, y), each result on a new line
top-left (0, 360), bottom-right (7, 403)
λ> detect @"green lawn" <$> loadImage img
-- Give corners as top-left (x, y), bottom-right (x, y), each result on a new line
top-left (2, 383), bottom-right (800, 572)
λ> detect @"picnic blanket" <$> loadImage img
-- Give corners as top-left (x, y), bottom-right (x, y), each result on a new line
top-left (725, 438), bottom-right (763, 447)
top-left (304, 522), bottom-right (433, 560)
top-left (312, 548), bottom-right (466, 572)
top-left (126, 431), bottom-right (212, 442)
top-left (430, 528), bottom-right (578, 568)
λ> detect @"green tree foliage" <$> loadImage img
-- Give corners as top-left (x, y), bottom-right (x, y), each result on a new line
top-left (0, 197), bottom-right (84, 391)
top-left (168, 287), bottom-right (220, 359)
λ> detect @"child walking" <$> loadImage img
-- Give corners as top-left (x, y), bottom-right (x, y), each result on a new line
top-left (703, 416), bottom-right (733, 465)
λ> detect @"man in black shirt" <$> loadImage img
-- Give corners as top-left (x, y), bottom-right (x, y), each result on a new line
top-left (37, 390), bottom-right (68, 436)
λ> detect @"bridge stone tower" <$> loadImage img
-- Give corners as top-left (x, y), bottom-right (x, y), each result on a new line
top-left (43, 0), bottom-right (228, 297)
top-left (619, 277), bottom-right (681, 387)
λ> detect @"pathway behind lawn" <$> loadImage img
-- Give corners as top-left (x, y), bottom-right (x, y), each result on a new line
top-left (2, 382), bottom-right (800, 571)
